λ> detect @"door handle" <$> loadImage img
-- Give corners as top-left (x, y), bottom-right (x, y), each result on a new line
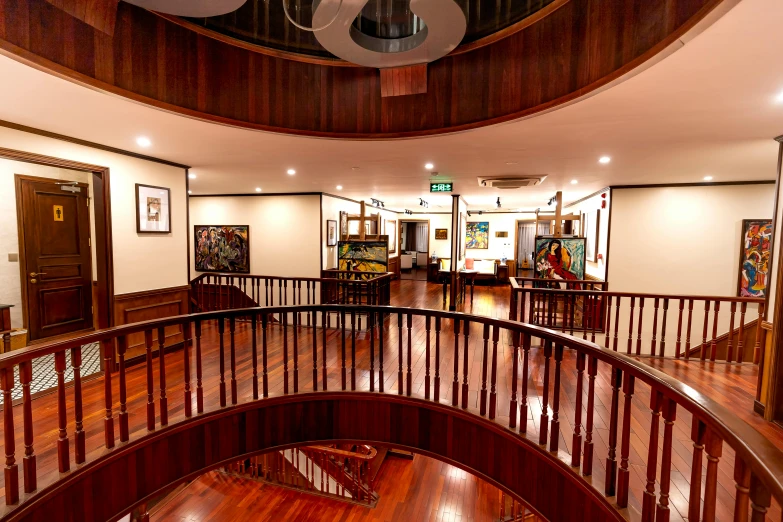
top-left (29, 272), bottom-right (46, 277)
top-left (30, 278), bottom-right (37, 284)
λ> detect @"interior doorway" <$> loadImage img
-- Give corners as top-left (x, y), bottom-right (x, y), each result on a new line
top-left (15, 174), bottom-right (95, 341)
top-left (399, 220), bottom-right (429, 281)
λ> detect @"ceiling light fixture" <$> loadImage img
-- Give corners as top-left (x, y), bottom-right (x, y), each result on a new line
top-left (467, 211), bottom-right (472, 217)
top-left (188, 173), bottom-right (197, 179)
top-left (255, 187), bottom-right (262, 192)
top-left (571, 179), bottom-right (578, 185)
top-left (598, 156), bottom-right (611, 164)
top-left (336, 185), bottom-right (343, 190)
top-left (404, 209), bottom-right (413, 215)
top-left (776, 90), bottom-right (783, 103)
top-left (425, 163), bottom-right (434, 170)
top-left (371, 198), bottom-right (385, 208)
top-left (505, 162), bottom-right (518, 166)
top-left (136, 136), bottom-right (151, 147)
top-left (496, 197), bottom-right (501, 209)
top-left (287, 169), bottom-right (296, 175)
top-left (187, 190), bottom-right (192, 195)
top-left (419, 198), bottom-right (429, 208)
top-left (703, 176), bottom-right (713, 181)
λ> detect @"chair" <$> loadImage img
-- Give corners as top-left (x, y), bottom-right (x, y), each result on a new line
top-left (417, 252), bottom-right (429, 266)
top-left (401, 254), bottom-right (413, 270)
top-left (439, 258), bottom-right (451, 272)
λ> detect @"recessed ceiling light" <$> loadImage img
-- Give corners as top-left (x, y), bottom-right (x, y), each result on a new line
top-left (255, 187), bottom-right (262, 192)
top-left (425, 163), bottom-right (434, 170)
top-left (136, 136), bottom-right (151, 147)
top-left (351, 167), bottom-right (360, 171)
top-left (505, 161), bottom-right (518, 165)
top-left (598, 156), bottom-right (611, 164)
top-left (704, 176), bottom-right (713, 181)
top-left (188, 173), bottom-right (196, 179)
top-left (336, 185), bottom-right (343, 190)
top-left (571, 180), bottom-right (578, 185)
top-left (187, 190), bottom-right (192, 195)
top-left (775, 90), bottom-right (783, 103)
top-left (287, 169), bottom-right (296, 175)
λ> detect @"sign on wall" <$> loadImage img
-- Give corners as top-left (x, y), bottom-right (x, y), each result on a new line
top-left (430, 182), bottom-right (453, 193)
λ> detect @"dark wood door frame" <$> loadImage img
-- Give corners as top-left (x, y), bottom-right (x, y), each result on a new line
top-left (1, 147), bottom-right (114, 332)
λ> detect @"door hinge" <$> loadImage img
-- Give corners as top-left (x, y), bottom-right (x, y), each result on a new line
top-left (86, 198), bottom-right (90, 207)
top-left (88, 237), bottom-right (91, 247)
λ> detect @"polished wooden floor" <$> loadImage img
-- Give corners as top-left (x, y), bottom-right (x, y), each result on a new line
top-left (2, 280), bottom-right (781, 522)
top-left (152, 454), bottom-right (510, 522)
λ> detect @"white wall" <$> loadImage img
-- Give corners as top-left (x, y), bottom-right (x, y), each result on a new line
top-left (0, 126), bottom-right (188, 302)
top-left (399, 213), bottom-right (452, 259)
top-left (190, 195), bottom-right (322, 278)
top-left (0, 160), bottom-right (95, 327)
top-left (609, 184), bottom-right (775, 294)
top-left (464, 212), bottom-right (534, 262)
top-left (569, 191), bottom-right (610, 280)
top-left (320, 195), bottom-right (399, 270)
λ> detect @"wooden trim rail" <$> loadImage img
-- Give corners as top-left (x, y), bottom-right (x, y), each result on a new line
top-left (0, 304), bottom-right (782, 522)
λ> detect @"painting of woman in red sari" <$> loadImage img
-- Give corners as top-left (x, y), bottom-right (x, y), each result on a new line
top-left (534, 237), bottom-right (586, 283)
top-left (738, 219), bottom-right (772, 297)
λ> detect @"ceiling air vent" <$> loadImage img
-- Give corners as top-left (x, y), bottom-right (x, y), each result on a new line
top-left (477, 175), bottom-right (546, 189)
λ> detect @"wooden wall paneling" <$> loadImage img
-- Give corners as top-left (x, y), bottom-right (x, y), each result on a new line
top-left (0, 0), bottom-right (727, 138)
top-left (112, 286), bottom-right (189, 362)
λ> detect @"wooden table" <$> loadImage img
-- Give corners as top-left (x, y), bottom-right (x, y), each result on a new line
top-left (440, 270), bottom-right (478, 306)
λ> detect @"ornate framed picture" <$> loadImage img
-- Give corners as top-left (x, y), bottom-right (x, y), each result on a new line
top-left (435, 228), bottom-right (448, 240)
top-left (737, 219), bottom-right (772, 297)
top-left (327, 220), bottom-right (337, 246)
top-left (135, 184), bottom-right (171, 233)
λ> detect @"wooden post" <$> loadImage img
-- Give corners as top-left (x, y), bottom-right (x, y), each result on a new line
top-left (554, 191), bottom-right (563, 236)
top-left (359, 201), bottom-right (366, 240)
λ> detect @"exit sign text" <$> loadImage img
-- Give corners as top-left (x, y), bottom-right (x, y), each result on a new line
top-left (430, 182), bottom-right (453, 193)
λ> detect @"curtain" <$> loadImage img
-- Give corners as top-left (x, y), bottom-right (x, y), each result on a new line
top-left (416, 223), bottom-right (428, 252)
top-left (517, 223), bottom-right (536, 264)
top-left (537, 222), bottom-right (551, 235)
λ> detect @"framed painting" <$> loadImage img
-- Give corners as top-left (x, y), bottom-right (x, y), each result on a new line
top-left (534, 236), bottom-right (586, 281)
top-left (327, 220), bottom-right (337, 246)
top-left (135, 184), bottom-right (171, 233)
top-left (466, 222), bottom-right (489, 249)
top-left (339, 211), bottom-right (348, 240)
top-left (194, 225), bottom-right (250, 273)
top-left (584, 209), bottom-right (600, 262)
top-left (387, 220), bottom-right (397, 253)
top-left (737, 219), bottom-right (772, 297)
top-left (435, 228), bottom-right (448, 240)
top-left (495, 231), bottom-right (508, 238)
top-left (338, 240), bottom-right (389, 273)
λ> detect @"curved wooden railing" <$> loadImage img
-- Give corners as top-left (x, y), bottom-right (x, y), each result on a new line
top-left (0, 304), bottom-right (781, 521)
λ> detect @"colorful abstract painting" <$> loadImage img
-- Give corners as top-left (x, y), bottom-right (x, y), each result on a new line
top-left (534, 236), bottom-right (586, 281)
top-left (338, 241), bottom-right (389, 273)
top-left (738, 219), bottom-right (772, 297)
top-left (194, 225), bottom-right (250, 273)
top-left (466, 222), bottom-right (489, 249)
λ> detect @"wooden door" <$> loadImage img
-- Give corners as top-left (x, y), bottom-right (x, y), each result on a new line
top-left (17, 176), bottom-right (93, 341)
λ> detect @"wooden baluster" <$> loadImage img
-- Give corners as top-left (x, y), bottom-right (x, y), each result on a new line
top-left (425, 316), bottom-right (432, 400)
top-left (67, 347), bottom-right (85, 466)
top-left (217, 318), bottom-right (228, 405)
top-left (282, 313), bottom-right (289, 395)
top-left (259, 314), bottom-right (268, 399)
top-left (509, 331), bottom-right (519, 428)
top-left (157, 327), bottom-right (168, 426)
top-left (322, 310), bottom-right (328, 390)
top-left (604, 295), bottom-right (613, 348)
top-left (369, 311), bottom-right (375, 392)
top-left (613, 296), bottom-right (621, 351)
top-left (1, 367), bottom-right (18, 504)
top-left (655, 398), bottom-right (677, 522)
top-left (659, 298), bottom-right (669, 356)
top-left (117, 336), bottom-right (129, 441)
top-left (550, 343), bottom-right (563, 452)
top-left (685, 299), bottom-right (694, 360)
top-left (378, 311), bottom-right (385, 394)
top-left (754, 303), bottom-right (764, 365)
top-left (183, 322), bottom-right (193, 417)
top-left (688, 419), bottom-right (707, 522)
top-left (194, 320), bottom-right (205, 413)
top-left (710, 301), bottom-right (720, 361)
top-left (229, 318), bottom-right (238, 403)
top-left (452, 319), bottom-right (460, 406)
top-left (702, 429), bottom-right (723, 522)
top-left (571, 351), bottom-right (585, 467)
top-left (539, 341), bottom-right (552, 445)
top-left (461, 319), bottom-right (470, 409)
top-left (582, 356), bottom-right (597, 476)
top-left (144, 330), bottom-right (156, 429)
top-left (650, 298), bottom-right (659, 356)
top-left (528, 291), bottom-right (535, 323)
top-left (249, 316), bottom-right (258, 400)
top-left (727, 302), bottom-right (737, 363)
top-left (749, 472), bottom-right (771, 522)
top-left (311, 310), bottom-right (318, 392)
top-left (733, 455), bottom-right (751, 522)
top-left (562, 293), bottom-right (569, 333)
top-left (520, 333), bottom-right (530, 435)
top-left (675, 299), bottom-right (684, 358)
top-left (701, 300), bottom-right (711, 360)
top-left (738, 302), bottom-right (747, 363)
top-left (19, 361), bottom-right (36, 493)
top-left (341, 310), bottom-right (347, 391)
top-left (605, 368), bottom-right (622, 496)
top-left (480, 324), bottom-right (489, 416)
top-left (642, 391), bottom-right (662, 521)
top-left (627, 297), bottom-right (635, 354)
top-left (435, 317), bottom-right (442, 403)
top-left (582, 294), bottom-right (588, 340)
top-left (100, 338), bottom-right (116, 447)
top-left (407, 314), bottom-right (413, 397)
top-left (569, 294), bottom-right (576, 335)
top-left (489, 325), bottom-right (499, 419)
top-left (635, 297), bottom-right (644, 355)
top-left (591, 294), bottom-right (600, 343)
top-left (351, 311), bottom-right (357, 391)
top-left (293, 313), bottom-right (300, 393)
top-left (617, 373), bottom-right (635, 507)
top-left (397, 314), bottom-right (403, 395)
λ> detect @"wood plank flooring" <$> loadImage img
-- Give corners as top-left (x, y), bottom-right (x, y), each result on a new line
top-left (1, 280), bottom-right (781, 522)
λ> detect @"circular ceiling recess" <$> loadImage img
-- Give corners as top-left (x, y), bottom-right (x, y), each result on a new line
top-left (184, 0), bottom-right (558, 59)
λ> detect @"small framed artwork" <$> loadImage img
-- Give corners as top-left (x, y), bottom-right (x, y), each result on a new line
top-left (135, 184), bottom-right (171, 233)
top-left (495, 231), bottom-right (508, 238)
top-left (327, 220), bottom-right (337, 246)
top-left (340, 211), bottom-right (348, 239)
top-left (435, 229), bottom-right (448, 240)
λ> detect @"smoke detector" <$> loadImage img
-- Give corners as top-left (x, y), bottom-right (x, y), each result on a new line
top-left (477, 175), bottom-right (546, 189)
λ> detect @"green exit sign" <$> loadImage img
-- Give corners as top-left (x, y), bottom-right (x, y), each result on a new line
top-left (430, 182), bottom-right (453, 193)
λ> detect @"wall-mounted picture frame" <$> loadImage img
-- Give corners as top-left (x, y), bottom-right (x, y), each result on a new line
top-left (135, 183), bottom-right (171, 233)
top-left (466, 222), bottom-right (490, 249)
top-left (327, 220), bottom-right (337, 246)
top-left (737, 219), bottom-right (773, 297)
top-left (194, 225), bottom-right (250, 273)
top-left (435, 228), bottom-right (448, 240)
top-left (495, 231), bottom-right (508, 238)
top-left (387, 220), bottom-right (397, 253)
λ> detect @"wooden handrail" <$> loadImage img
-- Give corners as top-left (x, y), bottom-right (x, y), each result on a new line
top-left (1, 303), bottom-right (782, 521)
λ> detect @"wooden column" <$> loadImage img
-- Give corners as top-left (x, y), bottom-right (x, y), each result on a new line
top-left (359, 202), bottom-right (366, 241)
top-left (554, 191), bottom-right (563, 236)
